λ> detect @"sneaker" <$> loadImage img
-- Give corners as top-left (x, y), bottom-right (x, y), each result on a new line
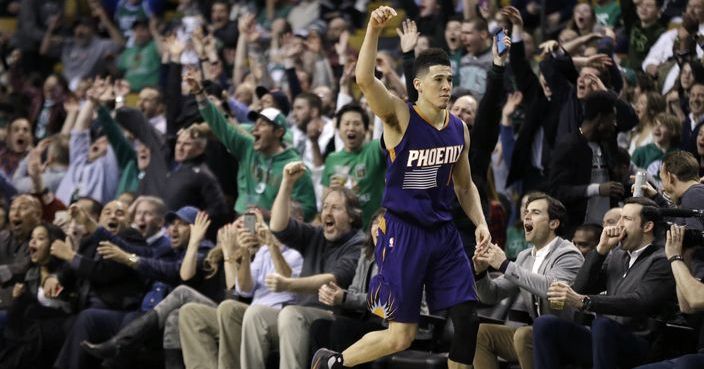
top-left (311, 348), bottom-right (344, 369)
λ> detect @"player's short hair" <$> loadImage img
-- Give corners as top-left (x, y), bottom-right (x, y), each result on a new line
top-left (414, 48), bottom-right (451, 78)
top-left (335, 104), bottom-right (370, 130)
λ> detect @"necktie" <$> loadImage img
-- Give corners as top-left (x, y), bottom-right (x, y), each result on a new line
top-left (622, 253), bottom-right (631, 278)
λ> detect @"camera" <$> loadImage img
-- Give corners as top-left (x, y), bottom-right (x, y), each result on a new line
top-left (642, 207), bottom-right (704, 248)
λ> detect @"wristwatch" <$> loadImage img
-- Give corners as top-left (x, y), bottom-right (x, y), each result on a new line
top-left (580, 296), bottom-right (593, 312)
top-left (128, 254), bottom-right (139, 268)
top-left (668, 255), bottom-right (684, 264)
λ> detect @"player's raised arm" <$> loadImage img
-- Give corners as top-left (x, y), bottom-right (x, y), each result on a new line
top-left (356, 6), bottom-right (409, 145)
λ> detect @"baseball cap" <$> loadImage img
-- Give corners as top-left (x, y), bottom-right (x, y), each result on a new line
top-left (255, 86), bottom-right (291, 116)
top-left (165, 206), bottom-right (199, 225)
top-left (247, 107), bottom-right (288, 131)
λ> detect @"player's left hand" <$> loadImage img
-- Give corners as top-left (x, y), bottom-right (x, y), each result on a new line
top-left (475, 224), bottom-right (491, 248)
top-left (485, 243), bottom-right (507, 270)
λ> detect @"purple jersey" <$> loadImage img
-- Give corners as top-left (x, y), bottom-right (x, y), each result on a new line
top-left (381, 104), bottom-right (465, 227)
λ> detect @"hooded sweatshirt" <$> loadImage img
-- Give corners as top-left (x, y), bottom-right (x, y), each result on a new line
top-left (198, 100), bottom-right (317, 221)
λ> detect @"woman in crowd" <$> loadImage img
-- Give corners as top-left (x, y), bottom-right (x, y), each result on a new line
top-left (0, 223), bottom-right (71, 369)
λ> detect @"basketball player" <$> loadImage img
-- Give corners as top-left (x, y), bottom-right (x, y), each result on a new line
top-left (311, 6), bottom-right (502, 369)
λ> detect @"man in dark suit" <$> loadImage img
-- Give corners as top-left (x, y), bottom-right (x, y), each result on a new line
top-left (51, 202), bottom-right (147, 369)
top-left (549, 91), bottom-right (627, 237)
top-left (532, 197), bottom-right (676, 369)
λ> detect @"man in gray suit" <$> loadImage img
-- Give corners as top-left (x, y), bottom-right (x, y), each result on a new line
top-left (472, 193), bottom-right (585, 369)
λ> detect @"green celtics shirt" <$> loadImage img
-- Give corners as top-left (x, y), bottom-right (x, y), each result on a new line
top-left (322, 140), bottom-right (386, 228)
top-left (198, 100), bottom-right (317, 221)
top-left (118, 40), bottom-right (160, 92)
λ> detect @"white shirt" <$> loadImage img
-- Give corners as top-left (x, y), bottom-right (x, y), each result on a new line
top-left (641, 25), bottom-right (704, 95)
top-left (291, 116), bottom-right (340, 170)
top-left (627, 244), bottom-right (651, 270)
top-left (532, 237), bottom-right (558, 273)
top-left (146, 228), bottom-right (166, 246)
top-left (292, 117), bottom-right (343, 210)
top-left (149, 114), bottom-right (167, 135)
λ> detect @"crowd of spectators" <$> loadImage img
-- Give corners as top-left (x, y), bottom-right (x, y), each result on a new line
top-left (2, 0), bottom-right (704, 368)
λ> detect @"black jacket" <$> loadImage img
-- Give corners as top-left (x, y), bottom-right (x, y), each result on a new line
top-left (0, 231), bottom-right (30, 309)
top-left (162, 155), bottom-right (228, 220)
top-left (58, 229), bottom-right (146, 311)
top-left (116, 108), bottom-right (228, 225)
top-left (549, 132), bottom-right (625, 234)
top-left (574, 246), bottom-right (676, 337)
top-left (506, 41), bottom-right (572, 189)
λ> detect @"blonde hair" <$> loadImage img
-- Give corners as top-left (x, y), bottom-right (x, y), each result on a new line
top-left (203, 245), bottom-right (223, 279)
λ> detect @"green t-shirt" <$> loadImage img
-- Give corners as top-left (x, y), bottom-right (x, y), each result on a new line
top-left (96, 105), bottom-right (139, 197)
top-left (199, 101), bottom-right (317, 221)
top-left (594, 1), bottom-right (621, 27)
top-left (505, 225), bottom-right (530, 260)
top-left (632, 143), bottom-right (675, 169)
top-left (322, 140), bottom-right (386, 228)
top-left (625, 22), bottom-right (665, 70)
top-left (118, 40), bottom-right (160, 92)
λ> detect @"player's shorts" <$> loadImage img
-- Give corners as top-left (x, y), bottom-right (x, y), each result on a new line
top-left (367, 211), bottom-right (478, 323)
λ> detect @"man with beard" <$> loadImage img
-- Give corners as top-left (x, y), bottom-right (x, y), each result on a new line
top-left (242, 162), bottom-right (362, 369)
top-left (533, 198), bottom-right (676, 369)
top-left (550, 91), bottom-right (627, 236)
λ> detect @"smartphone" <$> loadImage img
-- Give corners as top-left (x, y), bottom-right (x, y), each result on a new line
top-left (244, 213), bottom-right (257, 234)
top-left (496, 29), bottom-right (508, 56)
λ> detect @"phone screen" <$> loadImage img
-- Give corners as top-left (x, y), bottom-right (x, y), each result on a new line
top-left (496, 30), bottom-right (507, 56)
top-left (244, 213), bottom-right (257, 234)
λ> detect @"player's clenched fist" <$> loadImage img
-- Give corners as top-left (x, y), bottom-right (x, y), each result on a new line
top-left (369, 6), bottom-right (397, 29)
top-left (283, 161), bottom-right (307, 183)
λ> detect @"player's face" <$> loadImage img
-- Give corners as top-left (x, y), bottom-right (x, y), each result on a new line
top-left (321, 191), bottom-right (353, 242)
top-left (416, 65), bottom-right (453, 109)
top-left (338, 111), bottom-right (366, 151)
top-left (523, 199), bottom-right (554, 246)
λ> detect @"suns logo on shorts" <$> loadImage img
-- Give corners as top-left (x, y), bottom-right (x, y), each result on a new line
top-left (368, 285), bottom-right (398, 320)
